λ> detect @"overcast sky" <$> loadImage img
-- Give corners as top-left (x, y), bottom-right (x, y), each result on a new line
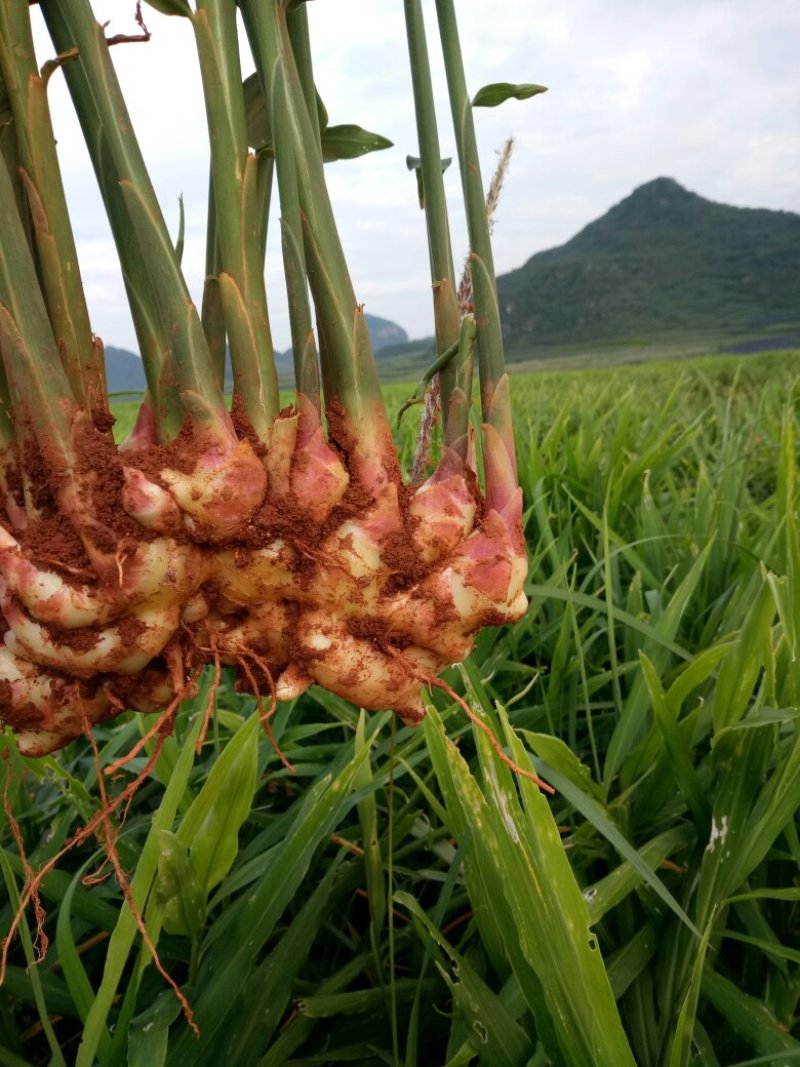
top-left (29, 0), bottom-right (800, 353)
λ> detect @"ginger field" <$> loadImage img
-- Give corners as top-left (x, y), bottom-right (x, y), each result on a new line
top-left (2, 349), bottom-right (800, 1066)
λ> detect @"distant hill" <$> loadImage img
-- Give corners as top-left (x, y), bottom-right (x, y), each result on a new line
top-left (104, 346), bottom-right (147, 395)
top-left (273, 313), bottom-right (408, 376)
top-left (497, 177), bottom-right (800, 351)
top-left (364, 314), bottom-right (408, 351)
top-left (103, 312), bottom-right (409, 394)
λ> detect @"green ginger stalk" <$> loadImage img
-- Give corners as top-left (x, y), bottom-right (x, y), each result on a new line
top-left (0, 0), bottom-right (536, 761)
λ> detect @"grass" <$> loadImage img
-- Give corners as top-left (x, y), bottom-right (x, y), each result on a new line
top-left (2, 348), bottom-right (799, 1066)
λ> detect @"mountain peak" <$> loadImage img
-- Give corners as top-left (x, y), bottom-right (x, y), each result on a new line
top-left (497, 178), bottom-right (800, 347)
top-left (629, 176), bottom-right (690, 199)
top-left (588, 177), bottom-right (705, 235)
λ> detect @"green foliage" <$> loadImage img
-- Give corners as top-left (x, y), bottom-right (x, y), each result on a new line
top-left (2, 350), bottom-right (800, 1064)
top-left (471, 81), bottom-right (548, 107)
top-left (320, 125), bottom-right (393, 162)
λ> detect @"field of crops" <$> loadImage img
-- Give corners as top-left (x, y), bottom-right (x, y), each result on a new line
top-left (2, 349), bottom-right (799, 1066)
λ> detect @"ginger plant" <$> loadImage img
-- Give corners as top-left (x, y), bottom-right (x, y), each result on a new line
top-left (0, 0), bottom-right (541, 762)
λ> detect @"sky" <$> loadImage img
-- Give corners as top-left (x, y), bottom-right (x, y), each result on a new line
top-left (28, 0), bottom-right (800, 354)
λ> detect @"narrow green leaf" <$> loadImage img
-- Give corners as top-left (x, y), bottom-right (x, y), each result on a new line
top-left (397, 317), bottom-right (475, 426)
top-left (713, 573), bottom-right (776, 732)
top-left (725, 888), bottom-right (800, 904)
top-left (0, 965), bottom-right (75, 1018)
top-left (354, 713), bottom-right (386, 941)
top-left (256, 956), bottom-right (371, 1067)
top-left (54, 858), bottom-right (112, 1060)
top-left (725, 1053), bottom-right (800, 1066)
top-left (404, 841), bottom-right (467, 1067)
top-left (423, 709), bottom-right (559, 1056)
top-left (666, 641), bottom-right (736, 712)
top-left (75, 675), bottom-right (213, 1067)
top-left (721, 929), bottom-right (800, 966)
top-left (472, 82), bottom-right (548, 107)
top-left (225, 858), bottom-right (356, 1058)
top-left (321, 123), bottom-right (393, 161)
top-left (608, 538), bottom-right (714, 786)
top-left (397, 890), bottom-right (533, 1067)
top-left (639, 653), bottom-right (710, 830)
top-left (697, 722), bottom-right (800, 932)
top-left (168, 741), bottom-right (369, 1060)
top-left (127, 990), bottom-right (183, 1067)
top-left (525, 584), bottom-right (693, 660)
top-left (524, 732), bottom-right (603, 800)
top-left (605, 924), bottom-right (657, 1000)
top-left (298, 978), bottom-right (435, 1017)
top-left (523, 735), bottom-right (700, 936)
top-left (177, 705), bottom-right (259, 894)
top-left (668, 914), bottom-right (715, 1067)
top-left (0, 850), bottom-right (67, 1067)
top-left (702, 969), bottom-right (800, 1056)
top-left (425, 705), bottom-right (636, 1067)
top-left (585, 826), bottom-right (695, 925)
top-left (715, 705), bottom-right (800, 736)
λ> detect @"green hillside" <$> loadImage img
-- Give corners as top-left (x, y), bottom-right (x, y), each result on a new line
top-left (498, 177), bottom-right (800, 353)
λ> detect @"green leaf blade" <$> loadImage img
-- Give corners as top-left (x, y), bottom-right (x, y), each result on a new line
top-left (321, 123), bottom-right (393, 161)
top-left (472, 81), bottom-right (548, 108)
